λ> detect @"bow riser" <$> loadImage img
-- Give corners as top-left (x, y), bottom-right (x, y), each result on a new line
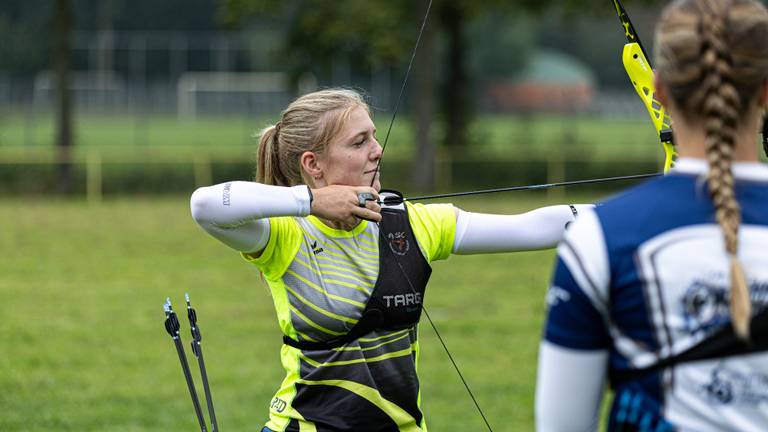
top-left (622, 42), bottom-right (676, 171)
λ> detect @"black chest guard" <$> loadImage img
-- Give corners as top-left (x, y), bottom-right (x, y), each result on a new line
top-left (283, 193), bottom-right (432, 350)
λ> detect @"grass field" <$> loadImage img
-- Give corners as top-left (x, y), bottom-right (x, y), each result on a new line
top-left (0, 191), bottom-right (613, 431)
top-left (0, 112), bottom-right (662, 159)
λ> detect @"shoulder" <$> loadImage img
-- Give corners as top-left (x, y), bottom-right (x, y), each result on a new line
top-left (558, 207), bottom-right (610, 298)
top-left (379, 191), bottom-right (456, 232)
top-left (379, 193), bottom-right (456, 262)
top-left (594, 174), bottom-right (710, 249)
top-left (242, 216), bottom-right (303, 277)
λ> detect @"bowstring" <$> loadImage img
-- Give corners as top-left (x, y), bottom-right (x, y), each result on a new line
top-left (369, 1), bottom-right (495, 430)
top-left (370, 0), bottom-right (433, 188)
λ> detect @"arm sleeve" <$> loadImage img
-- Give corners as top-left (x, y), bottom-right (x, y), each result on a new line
top-left (452, 204), bottom-right (593, 254)
top-left (535, 341), bottom-right (608, 432)
top-left (190, 181), bottom-right (311, 253)
top-left (536, 208), bottom-right (611, 431)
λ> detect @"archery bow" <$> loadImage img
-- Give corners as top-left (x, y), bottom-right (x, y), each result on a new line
top-left (371, 2), bottom-right (673, 208)
top-left (379, 1), bottom-right (678, 206)
top-left (611, 0), bottom-right (676, 172)
top-left (612, 0), bottom-right (768, 158)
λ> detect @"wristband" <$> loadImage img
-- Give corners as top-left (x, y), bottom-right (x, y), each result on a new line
top-left (306, 185), bottom-right (314, 207)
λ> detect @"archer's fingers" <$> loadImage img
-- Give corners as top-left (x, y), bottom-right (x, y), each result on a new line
top-left (353, 206), bottom-right (382, 223)
top-left (365, 200), bottom-right (381, 215)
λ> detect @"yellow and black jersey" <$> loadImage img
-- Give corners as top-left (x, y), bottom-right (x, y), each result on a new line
top-left (244, 202), bottom-right (455, 432)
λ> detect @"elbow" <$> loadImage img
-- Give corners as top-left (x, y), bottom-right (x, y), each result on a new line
top-left (190, 186), bottom-right (215, 225)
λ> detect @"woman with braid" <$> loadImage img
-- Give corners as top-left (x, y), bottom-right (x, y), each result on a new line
top-left (536, 0), bottom-right (768, 430)
top-left (190, 88), bottom-right (591, 431)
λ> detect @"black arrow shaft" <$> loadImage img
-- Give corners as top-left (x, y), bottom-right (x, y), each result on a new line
top-left (193, 341), bottom-right (218, 432)
top-left (172, 336), bottom-right (207, 432)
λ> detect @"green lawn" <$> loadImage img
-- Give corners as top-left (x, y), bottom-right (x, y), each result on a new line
top-left (0, 112), bottom-right (662, 160)
top-left (0, 192), bottom-right (611, 431)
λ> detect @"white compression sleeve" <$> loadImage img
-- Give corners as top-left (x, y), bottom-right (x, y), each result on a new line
top-left (452, 204), bottom-right (593, 254)
top-left (190, 181), bottom-right (311, 253)
top-left (535, 341), bottom-right (607, 432)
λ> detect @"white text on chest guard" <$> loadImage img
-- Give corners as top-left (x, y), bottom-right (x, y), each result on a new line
top-left (383, 293), bottom-right (422, 307)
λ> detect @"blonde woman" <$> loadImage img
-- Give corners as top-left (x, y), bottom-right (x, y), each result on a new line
top-left (536, 1), bottom-right (768, 430)
top-left (191, 88), bottom-right (590, 431)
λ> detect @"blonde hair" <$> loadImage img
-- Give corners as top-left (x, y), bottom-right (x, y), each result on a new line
top-left (655, 0), bottom-right (768, 340)
top-left (256, 88), bottom-right (370, 186)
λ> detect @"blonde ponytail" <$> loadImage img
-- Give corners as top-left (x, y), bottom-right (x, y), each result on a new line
top-left (256, 124), bottom-right (290, 186)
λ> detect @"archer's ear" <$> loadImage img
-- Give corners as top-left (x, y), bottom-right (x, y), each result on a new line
top-left (300, 151), bottom-right (322, 183)
top-left (654, 72), bottom-right (669, 107)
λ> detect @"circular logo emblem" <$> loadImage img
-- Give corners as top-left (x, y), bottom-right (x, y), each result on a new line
top-left (388, 231), bottom-right (409, 256)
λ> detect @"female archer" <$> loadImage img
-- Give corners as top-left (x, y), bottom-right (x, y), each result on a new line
top-left (191, 88), bottom-right (590, 431)
top-left (536, 0), bottom-right (768, 430)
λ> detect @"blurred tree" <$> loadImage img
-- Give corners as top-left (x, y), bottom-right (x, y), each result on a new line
top-left (54, 0), bottom-right (74, 194)
top-left (221, 0), bottom-right (440, 190)
top-left (219, 0), bottom-right (546, 191)
top-left (0, 0), bottom-right (53, 76)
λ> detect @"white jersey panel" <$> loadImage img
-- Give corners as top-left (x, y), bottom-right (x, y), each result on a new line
top-left (635, 225), bottom-right (768, 431)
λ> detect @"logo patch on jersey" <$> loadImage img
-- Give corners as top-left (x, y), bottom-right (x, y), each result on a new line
top-left (681, 278), bottom-right (730, 333)
top-left (681, 277), bottom-right (768, 334)
top-left (311, 240), bottom-right (324, 255)
top-left (270, 397), bottom-right (287, 412)
top-left (387, 231), bottom-right (409, 256)
top-left (701, 362), bottom-right (768, 406)
top-left (546, 286), bottom-right (571, 307)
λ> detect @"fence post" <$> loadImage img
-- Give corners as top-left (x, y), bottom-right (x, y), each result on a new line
top-left (193, 154), bottom-right (212, 187)
top-left (86, 151), bottom-right (102, 204)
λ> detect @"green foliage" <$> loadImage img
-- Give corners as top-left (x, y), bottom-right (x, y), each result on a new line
top-left (0, 0), bottom-right (53, 74)
top-left (222, 0), bottom-right (416, 73)
top-left (0, 193), bottom-right (612, 431)
top-left (468, 13), bottom-right (535, 81)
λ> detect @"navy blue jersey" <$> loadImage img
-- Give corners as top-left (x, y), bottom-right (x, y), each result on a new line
top-left (542, 159), bottom-right (768, 431)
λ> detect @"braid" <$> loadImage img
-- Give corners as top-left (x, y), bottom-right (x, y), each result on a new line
top-left (699, 0), bottom-right (751, 340)
top-left (656, 0), bottom-right (768, 340)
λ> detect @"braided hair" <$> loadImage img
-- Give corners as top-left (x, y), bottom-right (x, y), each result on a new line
top-left (655, 0), bottom-right (768, 340)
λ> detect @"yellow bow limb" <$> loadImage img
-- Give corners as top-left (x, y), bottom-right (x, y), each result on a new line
top-left (622, 42), bottom-right (677, 172)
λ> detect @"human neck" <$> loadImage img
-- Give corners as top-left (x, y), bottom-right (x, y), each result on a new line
top-left (670, 116), bottom-right (760, 162)
top-left (318, 217), bottom-right (361, 232)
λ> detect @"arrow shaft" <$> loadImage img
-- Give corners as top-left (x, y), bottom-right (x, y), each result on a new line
top-left (173, 337), bottom-right (207, 432)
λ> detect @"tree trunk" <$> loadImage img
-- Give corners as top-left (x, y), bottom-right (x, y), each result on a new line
top-left (411, 0), bottom-right (436, 192)
top-left (54, 0), bottom-right (74, 194)
top-left (440, 2), bottom-right (470, 154)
